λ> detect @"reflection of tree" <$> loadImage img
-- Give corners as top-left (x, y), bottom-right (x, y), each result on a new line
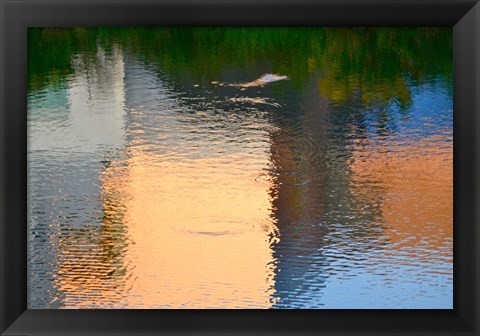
top-left (265, 77), bottom-right (388, 307)
top-left (98, 163), bottom-right (131, 276)
top-left (318, 75), bottom-right (413, 110)
top-left (47, 159), bottom-right (130, 308)
top-left (29, 28), bottom-right (452, 101)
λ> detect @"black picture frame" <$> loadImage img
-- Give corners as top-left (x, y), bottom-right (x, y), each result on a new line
top-left (1, 0), bottom-right (478, 335)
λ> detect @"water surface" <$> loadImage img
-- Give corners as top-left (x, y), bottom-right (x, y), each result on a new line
top-left (28, 28), bottom-right (453, 309)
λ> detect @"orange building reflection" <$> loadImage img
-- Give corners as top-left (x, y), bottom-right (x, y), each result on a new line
top-left (52, 142), bottom-right (279, 308)
top-left (104, 147), bottom-right (278, 308)
top-left (349, 135), bottom-right (453, 251)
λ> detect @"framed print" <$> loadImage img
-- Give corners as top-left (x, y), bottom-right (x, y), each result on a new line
top-left (1, 0), bottom-right (479, 335)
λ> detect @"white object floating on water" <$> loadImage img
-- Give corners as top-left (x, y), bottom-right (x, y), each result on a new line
top-left (259, 74), bottom-right (288, 82)
top-left (234, 73), bottom-right (289, 88)
top-left (211, 81), bottom-right (219, 84)
top-left (193, 84), bottom-right (200, 88)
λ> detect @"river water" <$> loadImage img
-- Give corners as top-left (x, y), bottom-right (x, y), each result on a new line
top-left (27, 28), bottom-right (453, 309)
